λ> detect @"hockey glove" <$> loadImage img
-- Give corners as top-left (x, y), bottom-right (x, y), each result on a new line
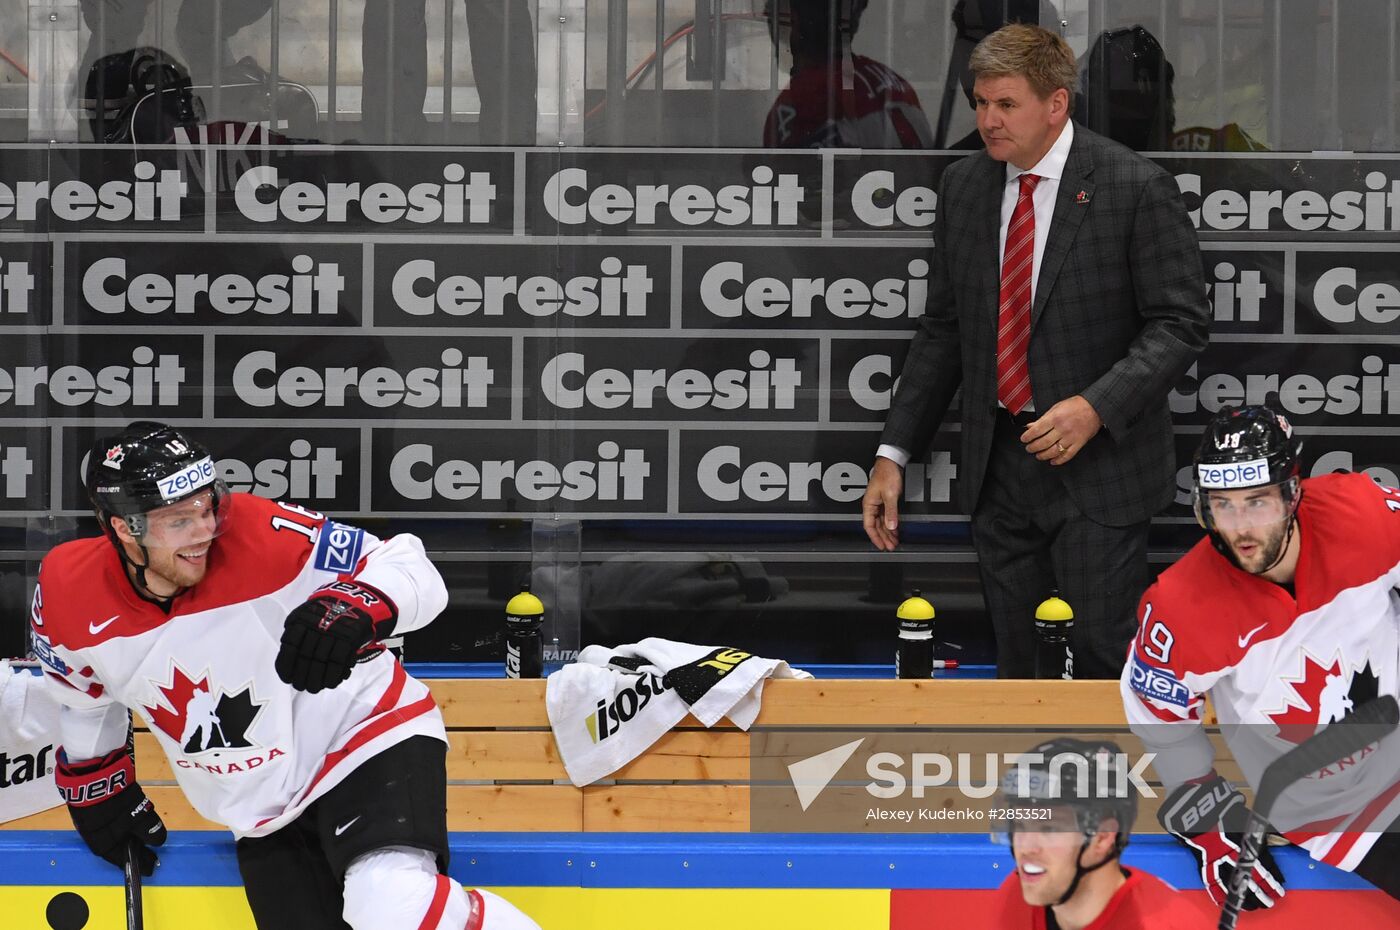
top-left (1158, 773), bottom-right (1287, 909)
top-left (55, 747), bottom-right (167, 876)
top-left (276, 580), bottom-right (398, 693)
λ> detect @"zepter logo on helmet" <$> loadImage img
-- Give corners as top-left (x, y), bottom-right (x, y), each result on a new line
top-left (1191, 405), bottom-right (1303, 570)
top-left (86, 421), bottom-right (230, 548)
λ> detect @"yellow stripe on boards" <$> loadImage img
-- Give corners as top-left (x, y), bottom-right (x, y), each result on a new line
top-left (2, 886), bottom-right (256, 930)
top-left (4, 885), bottom-right (890, 930)
top-left (495, 887), bottom-right (890, 930)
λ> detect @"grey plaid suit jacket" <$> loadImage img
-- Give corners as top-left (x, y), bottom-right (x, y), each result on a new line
top-left (880, 124), bottom-right (1210, 526)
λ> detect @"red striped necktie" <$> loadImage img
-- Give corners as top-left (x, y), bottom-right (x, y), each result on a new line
top-left (996, 172), bottom-right (1041, 415)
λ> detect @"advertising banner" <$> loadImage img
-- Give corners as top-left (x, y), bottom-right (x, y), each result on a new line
top-left (0, 145), bottom-right (1391, 529)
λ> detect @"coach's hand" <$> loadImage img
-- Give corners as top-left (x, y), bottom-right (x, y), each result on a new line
top-left (276, 580), bottom-right (398, 693)
top-left (1159, 774), bottom-right (1287, 909)
top-left (56, 747), bottom-right (167, 876)
top-left (862, 457), bottom-right (904, 551)
top-left (1023, 395), bottom-right (1102, 466)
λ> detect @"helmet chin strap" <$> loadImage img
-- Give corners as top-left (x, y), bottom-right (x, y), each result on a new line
top-left (1054, 839), bottom-right (1120, 907)
top-left (1257, 516), bottom-right (1297, 576)
top-left (105, 526), bottom-right (179, 605)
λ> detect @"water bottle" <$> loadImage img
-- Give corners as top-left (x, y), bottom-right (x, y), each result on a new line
top-left (1034, 592), bottom-right (1074, 680)
top-left (896, 590), bottom-right (935, 679)
top-left (504, 586), bottom-right (544, 679)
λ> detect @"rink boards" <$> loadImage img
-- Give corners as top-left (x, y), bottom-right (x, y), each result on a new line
top-left (3, 831), bottom-right (1396, 930)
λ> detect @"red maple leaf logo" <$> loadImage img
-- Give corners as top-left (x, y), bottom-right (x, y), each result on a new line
top-left (1267, 653), bottom-right (1352, 745)
top-left (142, 665), bottom-right (211, 744)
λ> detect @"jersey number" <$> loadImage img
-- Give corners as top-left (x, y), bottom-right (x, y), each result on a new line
top-left (1141, 606), bottom-right (1175, 664)
top-left (1380, 484), bottom-right (1400, 513)
top-left (270, 502), bottom-right (325, 542)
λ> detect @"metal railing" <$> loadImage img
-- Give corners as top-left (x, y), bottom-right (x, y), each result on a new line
top-left (10, 1), bottom-right (1400, 150)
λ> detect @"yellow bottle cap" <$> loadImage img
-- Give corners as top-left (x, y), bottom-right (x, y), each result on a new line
top-left (1035, 595), bottom-right (1074, 623)
top-left (897, 591), bottom-right (935, 621)
top-left (506, 589), bottom-right (544, 617)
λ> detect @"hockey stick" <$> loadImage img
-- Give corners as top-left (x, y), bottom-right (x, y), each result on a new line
top-left (124, 837), bottom-right (144, 930)
top-left (123, 712), bottom-right (145, 930)
top-left (1218, 694), bottom-right (1400, 930)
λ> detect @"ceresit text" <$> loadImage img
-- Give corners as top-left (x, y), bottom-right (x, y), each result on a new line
top-left (700, 259), bottom-right (928, 319)
top-left (231, 348), bottom-right (493, 409)
top-left (85, 255), bottom-right (345, 316)
top-left (0, 161), bottom-right (186, 222)
top-left (696, 446), bottom-right (954, 503)
top-left (219, 441), bottom-right (344, 499)
top-left (1170, 358), bottom-right (1400, 416)
top-left (389, 441), bottom-right (651, 502)
top-left (541, 350), bottom-right (802, 411)
top-left (391, 257), bottom-right (654, 317)
top-left (0, 346), bottom-right (185, 407)
top-left (542, 166), bottom-right (804, 226)
top-left (234, 165), bottom-right (497, 224)
top-left (1177, 171), bottom-right (1400, 232)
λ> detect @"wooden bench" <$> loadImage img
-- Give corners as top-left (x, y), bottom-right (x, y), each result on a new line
top-left (5, 679), bottom-right (1233, 833)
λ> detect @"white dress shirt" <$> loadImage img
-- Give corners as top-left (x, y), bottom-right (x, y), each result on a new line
top-left (877, 121), bottom-right (1076, 469)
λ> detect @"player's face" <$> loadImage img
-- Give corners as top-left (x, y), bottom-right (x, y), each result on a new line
top-left (974, 74), bottom-right (1068, 170)
top-left (1207, 487), bottom-right (1290, 573)
top-left (115, 490), bottom-right (222, 596)
top-left (1010, 807), bottom-right (1088, 905)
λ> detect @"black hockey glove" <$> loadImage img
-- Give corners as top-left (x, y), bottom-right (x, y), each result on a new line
top-left (1158, 772), bottom-right (1287, 909)
top-left (55, 746), bottom-right (167, 876)
top-left (276, 580), bottom-right (398, 693)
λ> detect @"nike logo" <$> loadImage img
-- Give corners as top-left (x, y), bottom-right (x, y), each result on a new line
top-left (1237, 623), bottom-right (1267, 649)
top-left (334, 815), bottom-right (361, 837)
top-left (89, 615), bottom-right (120, 635)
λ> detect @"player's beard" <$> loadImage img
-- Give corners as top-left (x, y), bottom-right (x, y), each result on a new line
top-left (138, 541), bottom-right (213, 596)
top-left (1228, 519), bottom-right (1289, 574)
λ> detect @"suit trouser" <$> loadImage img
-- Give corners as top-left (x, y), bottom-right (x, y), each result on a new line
top-left (361, 0), bottom-right (538, 144)
top-left (78, 0), bottom-right (273, 80)
top-left (969, 410), bottom-right (1149, 680)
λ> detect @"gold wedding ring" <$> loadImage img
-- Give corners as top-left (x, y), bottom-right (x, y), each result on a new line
top-left (1056, 442), bottom-right (1067, 454)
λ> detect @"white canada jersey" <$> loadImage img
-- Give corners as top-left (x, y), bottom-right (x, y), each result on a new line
top-left (29, 493), bottom-right (450, 839)
top-left (1121, 473), bottom-right (1400, 871)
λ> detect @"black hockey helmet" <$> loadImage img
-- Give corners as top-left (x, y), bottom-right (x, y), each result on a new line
top-left (995, 737), bottom-right (1138, 905)
top-left (765, 0), bottom-right (869, 53)
top-left (86, 421), bottom-right (227, 543)
top-left (1192, 405), bottom-right (1303, 562)
top-left (996, 737), bottom-right (1138, 848)
top-left (82, 46), bottom-right (205, 145)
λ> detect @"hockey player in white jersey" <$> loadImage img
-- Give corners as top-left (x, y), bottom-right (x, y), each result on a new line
top-left (1120, 406), bottom-right (1400, 909)
top-left (30, 422), bottom-right (541, 930)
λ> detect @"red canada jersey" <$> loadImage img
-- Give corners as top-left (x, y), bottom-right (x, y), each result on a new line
top-left (1121, 473), bottom-right (1400, 870)
top-left (29, 493), bottom-right (450, 839)
top-left (992, 867), bottom-right (1211, 929)
top-left (763, 54), bottom-right (933, 149)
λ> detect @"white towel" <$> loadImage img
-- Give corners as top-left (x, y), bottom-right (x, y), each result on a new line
top-left (0, 661), bottom-right (63, 824)
top-left (545, 638), bottom-right (812, 787)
